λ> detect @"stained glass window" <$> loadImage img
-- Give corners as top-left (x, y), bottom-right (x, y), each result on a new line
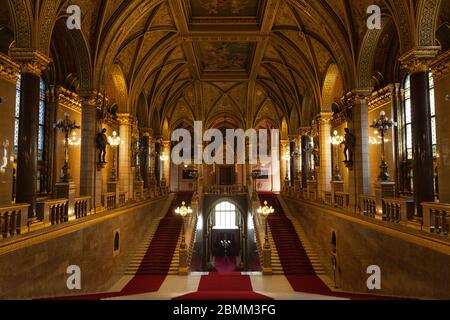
top-left (429, 73), bottom-right (437, 157)
top-left (403, 75), bottom-right (413, 160)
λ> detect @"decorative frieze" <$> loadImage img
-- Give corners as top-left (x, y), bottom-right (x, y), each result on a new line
top-left (0, 53), bottom-right (20, 83)
top-left (55, 86), bottom-right (82, 113)
top-left (430, 50), bottom-right (450, 81)
top-left (366, 84), bottom-right (402, 112)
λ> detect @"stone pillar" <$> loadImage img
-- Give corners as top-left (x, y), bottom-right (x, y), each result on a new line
top-left (0, 54), bottom-right (19, 205)
top-left (12, 50), bottom-right (50, 218)
top-left (346, 91), bottom-right (371, 210)
top-left (140, 129), bottom-right (150, 188)
top-left (79, 91), bottom-right (103, 209)
top-left (400, 48), bottom-right (440, 215)
top-left (117, 114), bottom-right (133, 201)
top-left (300, 129), bottom-right (310, 189)
top-left (318, 112), bottom-right (333, 200)
top-left (280, 140), bottom-right (289, 191)
top-left (161, 140), bottom-right (171, 187)
top-left (431, 51), bottom-right (450, 203)
top-left (289, 138), bottom-right (296, 186)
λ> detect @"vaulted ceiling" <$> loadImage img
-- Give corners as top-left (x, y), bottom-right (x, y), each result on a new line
top-left (1, 0), bottom-right (448, 135)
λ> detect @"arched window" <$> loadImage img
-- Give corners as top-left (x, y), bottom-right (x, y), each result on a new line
top-left (213, 201), bottom-right (238, 229)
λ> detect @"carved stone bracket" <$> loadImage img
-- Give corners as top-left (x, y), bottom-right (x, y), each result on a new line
top-left (0, 53), bottom-right (20, 83)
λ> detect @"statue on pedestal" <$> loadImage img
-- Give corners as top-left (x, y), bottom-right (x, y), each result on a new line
top-left (341, 128), bottom-right (355, 167)
top-left (96, 128), bottom-right (108, 164)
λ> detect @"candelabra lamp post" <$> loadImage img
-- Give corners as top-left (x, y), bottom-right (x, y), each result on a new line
top-left (329, 130), bottom-right (344, 181)
top-left (371, 111), bottom-right (397, 181)
top-left (221, 240), bottom-right (231, 257)
top-left (160, 151), bottom-right (168, 186)
top-left (107, 131), bottom-right (121, 181)
top-left (175, 201), bottom-right (193, 250)
top-left (54, 113), bottom-right (80, 182)
top-left (258, 201), bottom-right (275, 249)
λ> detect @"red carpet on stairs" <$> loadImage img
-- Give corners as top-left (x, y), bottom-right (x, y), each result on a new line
top-left (258, 193), bottom-right (405, 300)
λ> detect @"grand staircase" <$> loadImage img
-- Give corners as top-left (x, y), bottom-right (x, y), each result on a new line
top-left (125, 192), bottom-right (194, 276)
top-left (258, 193), bottom-right (326, 276)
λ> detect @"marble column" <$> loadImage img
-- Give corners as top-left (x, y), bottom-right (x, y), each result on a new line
top-left (300, 129), bottom-right (310, 189)
top-left (318, 112), bottom-right (333, 200)
top-left (12, 51), bottom-right (50, 217)
top-left (79, 91), bottom-right (103, 209)
top-left (140, 129), bottom-right (150, 188)
top-left (0, 54), bottom-right (20, 205)
top-left (431, 51), bottom-right (450, 203)
top-left (345, 91), bottom-right (371, 209)
top-left (118, 113), bottom-right (134, 201)
top-left (161, 140), bottom-right (171, 187)
top-left (400, 48), bottom-right (439, 215)
top-left (289, 138), bottom-right (296, 186)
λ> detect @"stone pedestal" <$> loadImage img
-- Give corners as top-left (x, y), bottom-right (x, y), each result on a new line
top-left (262, 247), bottom-right (272, 275)
top-left (375, 181), bottom-right (396, 220)
top-left (55, 181), bottom-right (76, 221)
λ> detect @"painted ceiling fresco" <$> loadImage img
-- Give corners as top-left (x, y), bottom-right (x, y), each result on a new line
top-left (190, 0), bottom-right (260, 18)
top-left (198, 42), bottom-right (253, 71)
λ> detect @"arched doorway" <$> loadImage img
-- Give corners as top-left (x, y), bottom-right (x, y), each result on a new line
top-left (204, 201), bottom-right (245, 272)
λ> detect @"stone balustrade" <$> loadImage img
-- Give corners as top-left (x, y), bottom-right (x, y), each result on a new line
top-left (334, 192), bottom-right (350, 209)
top-left (119, 192), bottom-right (127, 207)
top-left (102, 192), bottom-right (117, 210)
top-left (36, 199), bottom-right (69, 225)
top-left (325, 191), bottom-right (332, 206)
top-left (203, 185), bottom-right (248, 195)
top-left (359, 195), bottom-right (377, 218)
top-left (0, 204), bottom-right (29, 239)
top-left (74, 196), bottom-right (91, 219)
top-left (383, 197), bottom-right (414, 224)
top-left (422, 202), bottom-right (450, 236)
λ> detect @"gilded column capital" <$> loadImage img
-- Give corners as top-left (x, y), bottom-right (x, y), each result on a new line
top-left (55, 86), bottom-right (82, 113)
top-left (430, 50), bottom-right (450, 81)
top-left (317, 112), bottom-right (334, 125)
top-left (9, 49), bottom-right (50, 76)
top-left (117, 113), bottom-right (135, 126)
top-left (399, 47), bottom-right (441, 74)
top-left (0, 53), bottom-right (20, 83)
top-left (78, 90), bottom-right (105, 107)
top-left (298, 126), bottom-right (312, 136)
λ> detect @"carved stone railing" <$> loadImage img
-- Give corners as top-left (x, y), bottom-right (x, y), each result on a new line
top-left (422, 202), bottom-right (450, 236)
top-left (179, 196), bottom-right (198, 275)
top-left (203, 185), bottom-right (248, 195)
top-left (0, 204), bottom-right (29, 239)
top-left (324, 192), bottom-right (333, 206)
top-left (250, 194), bottom-right (272, 275)
top-left (383, 198), bottom-right (414, 224)
top-left (36, 199), bottom-right (69, 225)
top-left (74, 196), bottom-right (91, 219)
top-left (119, 192), bottom-right (127, 207)
top-left (359, 195), bottom-right (377, 218)
top-left (334, 192), bottom-right (350, 209)
top-left (102, 192), bottom-right (116, 211)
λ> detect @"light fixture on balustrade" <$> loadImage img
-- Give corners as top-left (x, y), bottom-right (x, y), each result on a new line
top-left (257, 201), bottom-right (275, 249)
top-left (329, 130), bottom-right (344, 181)
top-left (175, 201), bottom-right (193, 249)
top-left (107, 131), bottom-right (121, 181)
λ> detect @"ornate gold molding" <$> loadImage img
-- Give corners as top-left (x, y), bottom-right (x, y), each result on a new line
top-left (366, 84), bottom-right (397, 111)
top-left (430, 50), bottom-right (450, 81)
top-left (399, 47), bottom-right (440, 74)
top-left (0, 53), bottom-right (20, 83)
top-left (9, 49), bottom-right (51, 76)
top-left (117, 113), bottom-right (135, 126)
top-left (78, 90), bottom-right (106, 107)
top-left (317, 112), bottom-right (334, 125)
top-left (54, 86), bottom-right (82, 114)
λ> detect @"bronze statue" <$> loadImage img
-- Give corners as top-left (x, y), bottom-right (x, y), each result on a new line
top-left (97, 128), bottom-right (108, 164)
top-left (341, 128), bottom-right (356, 163)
